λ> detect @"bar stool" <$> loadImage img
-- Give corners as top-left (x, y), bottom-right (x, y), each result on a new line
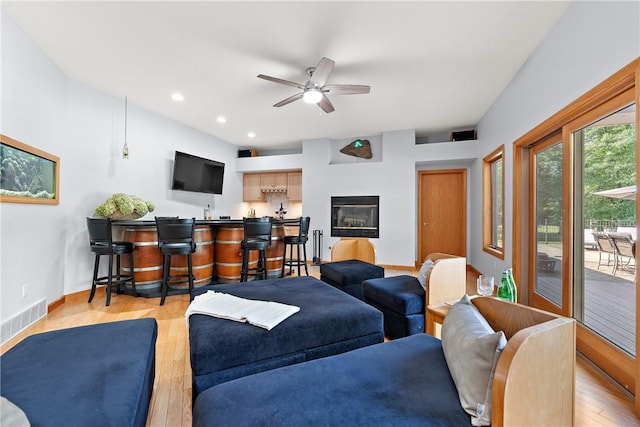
top-left (86, 217), bottom-right (136, 306)
top-left (282, 216), bottom-right (311, 277)
top-left (241, 217), bottom-right (273, 282)
top-left (155, 217), bottom-right (196, 305)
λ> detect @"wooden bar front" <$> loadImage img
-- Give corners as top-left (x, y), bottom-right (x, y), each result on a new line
top-left (113, 219), bottom-right (294, 296)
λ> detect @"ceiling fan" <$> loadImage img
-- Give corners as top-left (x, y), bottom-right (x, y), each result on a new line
top-left (257, 57), bottom-right (370, 113)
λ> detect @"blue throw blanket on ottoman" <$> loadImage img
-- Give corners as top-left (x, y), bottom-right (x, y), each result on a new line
top-left (1, 318), bottom-right (157, 427)
top-left (189, 276), bottom-right (384, 399)
top-left (193, 333), bottom-right (470, 426)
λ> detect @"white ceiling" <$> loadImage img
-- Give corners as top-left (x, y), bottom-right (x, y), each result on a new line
top-left (2, 1), bottom-right (570, 151)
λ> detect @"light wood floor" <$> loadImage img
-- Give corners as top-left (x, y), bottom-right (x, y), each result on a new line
top-left (1, 266), bottom-right (639, 427)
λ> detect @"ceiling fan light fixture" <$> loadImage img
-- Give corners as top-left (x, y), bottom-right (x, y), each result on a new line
top-left (303, 89), bottom-right (323, 104)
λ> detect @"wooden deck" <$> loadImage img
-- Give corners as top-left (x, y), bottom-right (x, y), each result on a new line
top-left (537, 256), bottom-right (636, 355)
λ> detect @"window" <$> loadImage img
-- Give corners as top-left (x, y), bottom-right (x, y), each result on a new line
top-left (483, 145), bottom-right (504, 259)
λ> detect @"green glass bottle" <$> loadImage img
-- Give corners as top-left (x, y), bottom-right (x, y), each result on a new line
top-left (498, 270), bottom-right (513, 301)
top-left (507, 268), bottom-right (517, 303)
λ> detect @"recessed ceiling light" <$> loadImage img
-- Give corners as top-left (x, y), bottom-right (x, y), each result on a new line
top-left (171, 93), bottom-right (184, 102)
top-left (248, 132), bottom-right (256, 138)
top-left (217, 116), bottom-right (227, 123)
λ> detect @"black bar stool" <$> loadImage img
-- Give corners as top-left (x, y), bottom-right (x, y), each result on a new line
top-left (282, 216), bottom-right (311, 277)
top-left (86, 217), bottom-right (136, 306)
top-left (155, 217), bottom-right (196, 305)
top-left (241, 217), bottom-right (273, 282)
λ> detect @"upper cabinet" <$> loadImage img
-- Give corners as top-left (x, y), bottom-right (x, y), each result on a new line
top-left (243, 171), bottom-right (302, 202)
top-left (260, 172), bottom-right (287, 192)
top-left (287, 171), bottom-right (302, 201)
top-left (243, 173), bottom-right (264, 202)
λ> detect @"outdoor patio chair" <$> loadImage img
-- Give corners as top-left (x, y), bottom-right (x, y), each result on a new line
top-left (609, 232), bottom-right (635, 276)
top-left (593, 232), bottom-right (616, 272)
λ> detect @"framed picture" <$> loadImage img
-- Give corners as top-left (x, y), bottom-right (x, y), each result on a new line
top-left (0, 134), bottom-right (59, 205)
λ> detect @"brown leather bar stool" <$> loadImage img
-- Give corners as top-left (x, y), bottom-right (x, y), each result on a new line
top-left (155, 217), bottom-right (196, 305)
top-left (241, 217), bottom-right (273, 281)
top-left (282, 216), bottom-right (311, 277)
top-left (86, 217), bottom-right (136, 306)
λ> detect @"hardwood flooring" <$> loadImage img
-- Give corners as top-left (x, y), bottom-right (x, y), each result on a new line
top-left (1, 266), bottom-right (639, 426)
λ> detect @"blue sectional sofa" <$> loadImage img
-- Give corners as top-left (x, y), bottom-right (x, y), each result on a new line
top-left (192, 297), bottom-right (576, 427)
top-left (189, 276), bottom-right (384, 399)
top-left (1, 318), bottom-right (157, 427)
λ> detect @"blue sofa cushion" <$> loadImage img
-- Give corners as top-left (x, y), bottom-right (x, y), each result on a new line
top-left (362, 274), bottom-right (425, 315)
top-left (193, 333), bottom-right (471, 426)
top-left (189, 276), bottom-right (383, 396)
top-left (0, 318), bottom-right (157, 427)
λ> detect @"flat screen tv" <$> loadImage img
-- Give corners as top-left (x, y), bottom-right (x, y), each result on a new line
top-left (171, 151), bottom-right (225, 194)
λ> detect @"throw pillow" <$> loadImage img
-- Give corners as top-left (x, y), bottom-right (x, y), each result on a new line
top-left (416, 257), bottom-right (433, 290)
top-left (441, 295), bottom-right (507, 426)
top-left (1, 396), bottom-right (30, 426)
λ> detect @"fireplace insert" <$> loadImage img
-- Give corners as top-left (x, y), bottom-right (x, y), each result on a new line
top-left (331, 196), bottom-right (379, 238)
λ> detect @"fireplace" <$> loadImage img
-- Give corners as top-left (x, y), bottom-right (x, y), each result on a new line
top-left (331, 196), bottom-right (379, 238)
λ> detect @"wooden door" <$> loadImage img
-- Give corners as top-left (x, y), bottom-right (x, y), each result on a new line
top-left (418, 169), bottom-right (466, 263)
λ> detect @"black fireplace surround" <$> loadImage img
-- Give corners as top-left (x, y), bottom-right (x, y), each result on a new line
top-left (331, 196), bottom-right (379, 238)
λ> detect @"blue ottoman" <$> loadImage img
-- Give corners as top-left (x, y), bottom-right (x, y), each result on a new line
top-left (1, 319), bottom-right (157, 427)
top-left (320, 259), bottom-right (385, 300)
top-left (362, 275), bottom-right (425, 339)
top-left (189, 276), bottom-right (384, 400)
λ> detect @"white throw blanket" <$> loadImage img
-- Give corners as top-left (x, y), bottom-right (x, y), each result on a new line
top-left (185, 291), bottom-right (300, 331)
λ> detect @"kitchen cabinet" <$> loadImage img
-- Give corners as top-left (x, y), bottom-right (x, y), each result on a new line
top-left (287, 171), bottom-right (302, 201)
top-left (243, 171), bottom-right (302, 201)
top-left (260, 173), bottom-right (287, 192)
top-left (243, 173), bottom-right (264, 202)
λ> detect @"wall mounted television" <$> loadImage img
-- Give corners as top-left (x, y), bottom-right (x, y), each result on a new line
top-left (171, 151), bottom-right (225, 194)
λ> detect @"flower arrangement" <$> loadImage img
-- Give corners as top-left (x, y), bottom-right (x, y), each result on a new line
top-left (94, 193), bottom-right (155, 220)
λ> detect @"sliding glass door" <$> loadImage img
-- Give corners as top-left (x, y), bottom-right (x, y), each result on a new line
top-left (573, 103), bottom-right (636, 358)
top-left (526, 89), bottom-right (637, 390)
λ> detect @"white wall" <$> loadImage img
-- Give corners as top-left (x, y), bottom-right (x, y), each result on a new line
top-left (471, 0), bottom-right (640, 287)
top-left (302, 130), bottom-right (415, 265)
top-left (1, 11), bottom-right (242, 324)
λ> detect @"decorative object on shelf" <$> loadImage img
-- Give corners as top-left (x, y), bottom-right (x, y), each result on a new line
top-left (122, 97), bottom-right (129, 159)
top-left (238, 149), bottom-right (258, 158)
top-left (340, 139), bottom-right (372, 159)
top-left (450, 129), bottom-right (477, 142)
top-left (0, 134), bottom-right (60, 205)
top-left (94, 193), bottom-right (155, 220)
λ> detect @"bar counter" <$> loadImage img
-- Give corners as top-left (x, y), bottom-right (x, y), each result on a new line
top-left (112, 218), bottom-right (299, 297)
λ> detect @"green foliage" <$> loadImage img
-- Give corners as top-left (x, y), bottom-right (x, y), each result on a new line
top-left (583, 123), bottom-right (636, 221)
top-left (535, 121), bottom-right (636, 224)
top-left (94, 193), bottom-right (155, 218)
top-left (535, 143), bottom-right (563, 222)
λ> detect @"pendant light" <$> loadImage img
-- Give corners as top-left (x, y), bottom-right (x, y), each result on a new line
top-left (122, 96), bottom-right (129, 159)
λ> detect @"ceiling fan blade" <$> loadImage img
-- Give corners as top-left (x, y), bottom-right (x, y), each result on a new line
top-left (273, 92), bottom-right (304, 107)
top-left (310, 57), bottom-right (335, 87)
top-left (323, 84), bottom-right (371, 95)
top-left (257, 74), bottom-right (304, 89)
top-left (317, 94), bottom-right (335, 113)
